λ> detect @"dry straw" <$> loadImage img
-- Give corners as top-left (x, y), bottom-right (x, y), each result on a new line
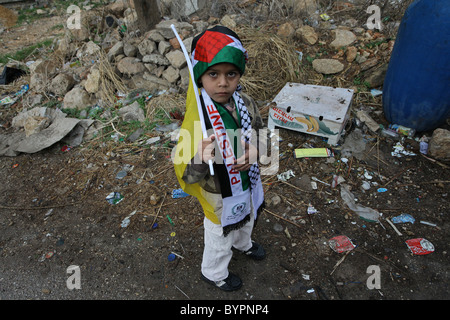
top-left (237, 26), bottom-right (304, 101)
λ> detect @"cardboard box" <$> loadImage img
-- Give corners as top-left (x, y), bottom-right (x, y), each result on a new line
top-left (267, 83), bottom-right (354, 145)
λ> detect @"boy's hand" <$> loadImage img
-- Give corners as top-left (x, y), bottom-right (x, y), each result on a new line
top-left (198, 134), bottom-right (216, 163)
top-left (232, 140), bottom-right (258, 172)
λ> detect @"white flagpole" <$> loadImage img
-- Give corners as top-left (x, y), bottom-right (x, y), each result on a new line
top-left (171, 24), bottom-right (214, 176)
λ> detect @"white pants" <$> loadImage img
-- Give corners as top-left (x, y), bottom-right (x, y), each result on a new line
top-left (201, 191), bottom-right (254, 282)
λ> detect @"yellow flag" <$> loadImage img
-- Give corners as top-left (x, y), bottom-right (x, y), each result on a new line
top-left (173, 79), bottom-right (218, 223)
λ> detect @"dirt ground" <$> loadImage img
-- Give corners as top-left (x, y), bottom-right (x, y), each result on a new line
top-left (1, 4), bottom-right (449, 305)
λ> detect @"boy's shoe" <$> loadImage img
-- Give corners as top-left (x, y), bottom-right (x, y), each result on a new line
top-left (201, 273), bottom-right (242, 291)
top-left (240, 241), bottom-right (266, 260)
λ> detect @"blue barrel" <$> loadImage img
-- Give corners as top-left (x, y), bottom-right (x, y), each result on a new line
top-left (382, 0), bottom-right (450, 132)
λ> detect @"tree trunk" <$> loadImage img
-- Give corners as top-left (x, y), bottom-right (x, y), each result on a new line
top-left (132, 0), bottom-right (160, 33)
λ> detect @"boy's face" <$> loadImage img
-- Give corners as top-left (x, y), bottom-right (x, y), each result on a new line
top-left (199, 63), bottom-right (241, 104)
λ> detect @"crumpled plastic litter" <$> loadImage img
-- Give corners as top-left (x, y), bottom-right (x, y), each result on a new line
top-left (277, 170), bottom-right (295, 182)
top-left (340, 184), bottom-right (381, 222)
top-left (392, 213), bottom-right (415, 224)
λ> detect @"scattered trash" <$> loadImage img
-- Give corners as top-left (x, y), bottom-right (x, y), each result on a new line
top-left (172, 188), bottom-right (189, 198)
top-left (386, 218), bottom-right (403, 235)
top-left (106, 192), bottom-right (124, 205)
top-left (381, 128), bottom-right (399, 139)
top-left (311, 176), bottom-right (330, 186)
top-left (419, 220), bottom-right (438, 228)
top-left (329, 235), bottom-right (356, 253)
top-left (419, 136), bottom-right (429, 155)
top-left (39, 251), bottom-right (55, 262)
top-left (388, 124), bottom-right (416, 138)
top-left (166, 214), bottom-right (174, 226)
top-left (171, 252), bottom-right (184, 259)
top-left (361, 181), bottom-right (371, 190)
top-left (307, 204), bottom-right (318, 214)
top-left (331, 174), bottom-right (345, 188)
top-left (115, 170), bottom-right (127, 179)
top-left (277, 169), bottom-right (295, 182)
top-left (320, 13), bottom-right (330, 21)
top-left (168, 253), bottom-right (176, 261)
top-left (145, 136), bottom-right (161, 145)
top-left (0, 84), bottom-right (29, 106)
top-left (405, 238), bottom-right (434, 255)
top-left (392, 142), bottom-right (416, 157)
top-left (377, 188), bottom-right (388, 193)
top-left (370, 89), bottom-right (383, 97)
top-left (294, 148), bottom-right (333, 158)
top-left (340, 184), bottom-right (381, 222)
top-left (120, 210), bottom-right (137, 228)
top-left (61, 145), bottom-right (71, 152)
top-left (363, 169), bottom-right (373, 180)
top-left (392, 213), bottom-right (415, 224)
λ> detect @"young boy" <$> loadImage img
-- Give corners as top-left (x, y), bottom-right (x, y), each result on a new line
top-left (173, 26), bottom-right (265, 291)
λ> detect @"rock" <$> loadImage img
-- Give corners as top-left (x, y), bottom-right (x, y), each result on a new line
top-left (220, 15), bottom-right (236, 29)
top-left (106, 0), bottom-right (127, 17)
top-left (169, 37), bottom-right (181, 50)
top-left (80, 41), bottom-right (101, 57)
top-left (193, 20), bottom-right (209, 34)
top-left (277, 22), bottom-right (295, 38)
top-left (312, 59), bottom-right (344, 74)
top-left (162, 66), bottom-right (180, 84)
top-left (158, 40), bottom-right (171, 55)
top-left (24, 116), bottom-right (51, 137)
top-left (330, 29), bottom-right (356, 48)
top-left (292, 0), bottom-right (316, 15)
top-left (55, 37), bottom-right (75, 58)
top-left (118, 101), bottom-right (145, 122)
top-left (429, 128), bottom-right (450, 161)
top-left (155, 20), bottom-right (192, 39)
top-left (29, 59), bottom-right (59, 93)
top-left (166, 50), bottom-right (186, 69)
top-left (63, 87), bottom-right (92, 110)
top-left (123, 42), bottom-right (138, 57)
top-left (142, 73), bottom-right (171, 90)
top-left (296, 25), bottom-right (318, 45)
top-left (267, 194), bottom-right (281, 207)
top-left (360, 57), bottom-right (379, 71)
top-left (24, 94), bottom-right (43, 108)
top-left (138, 39), bottom-right (157, 56)
top-left (84, 68), bottom-right (101, 94)
top-left (117, 57), bottom-right (146, 76)
top-left (179, 66), bottom-right (189, 91)
top-left (145, 29), bottom-right (165, 42)
top-left (107, 41), bottom-right (124, 61)
top-left (142, 53), bottom-right (170, 66)
top-left (364, 63), bottom-right (388, 88)
top-left (346, 46), bottom-right (357, 62)
top-left (12, 107), bottom-right (66, 129)
top-left (50, 73), bottom-right (75, 96)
